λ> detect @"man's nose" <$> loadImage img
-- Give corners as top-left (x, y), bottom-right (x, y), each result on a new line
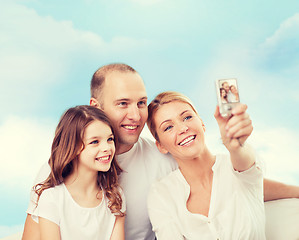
top-left (127, 105), bottom-right (141, 121)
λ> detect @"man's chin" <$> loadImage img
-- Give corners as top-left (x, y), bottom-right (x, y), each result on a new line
top-left (117, 136), bottom-right (139, 154)
top-left (123, 134), bottom-right (141, 143)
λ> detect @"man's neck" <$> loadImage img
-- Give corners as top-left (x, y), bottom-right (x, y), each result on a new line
top-left (116, 143), bottom-right (135, 155)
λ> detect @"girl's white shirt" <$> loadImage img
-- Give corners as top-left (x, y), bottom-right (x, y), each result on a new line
top-left (33, 183), bottom-right (125, 240)
top-left (148, 154), bottom-right (266, 240)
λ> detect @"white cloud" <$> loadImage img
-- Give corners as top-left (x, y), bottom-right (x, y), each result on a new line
top-left (191, 13), bottom-right (299, 120)
top-left (250, 126), bottom-right (299, 185)
top-left (262, 13), bottom-right (299, 49)
top-left (0, 225), bottom-right (22, 239)
top-left (0, 1), bottom-right (106, 86)
top-left (0, 1), bottom-right (152, 114)
top-left (127, 0), bottom-right (164, 6)
top-left (0, 116), bottom-right (54, 190)
top-left (257, 13), bottom-right (299, 75)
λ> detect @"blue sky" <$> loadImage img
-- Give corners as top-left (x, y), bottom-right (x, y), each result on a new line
top-left (1, 0), bottom-right (299, 237)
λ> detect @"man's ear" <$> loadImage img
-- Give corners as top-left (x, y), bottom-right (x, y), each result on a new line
top-left (90, 98), bottom-right (101, 108)
top-left (155, 141), bottom-right (169, 154)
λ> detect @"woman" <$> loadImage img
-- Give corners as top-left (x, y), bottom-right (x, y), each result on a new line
top-left (147, 91), bottom-right (265, 239)
top-left (228, 84), bottom-right (239, 102)
top-left (32, 105), bottom-right (125, 240)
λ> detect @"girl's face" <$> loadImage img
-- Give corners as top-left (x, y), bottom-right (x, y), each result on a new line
top-left (154, 101), bottom-right (206, 161)
top-left (221, 89), bottom-right (227, 97)
top-left (78, 120), bottom-right (115, 173)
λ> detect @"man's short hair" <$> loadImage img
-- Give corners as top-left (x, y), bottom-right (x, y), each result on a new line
top-left (90, 63), bottom-right (137, 106)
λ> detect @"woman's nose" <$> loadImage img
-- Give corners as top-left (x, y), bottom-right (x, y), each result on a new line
top-left (178, 123), bottom-right (188, 134)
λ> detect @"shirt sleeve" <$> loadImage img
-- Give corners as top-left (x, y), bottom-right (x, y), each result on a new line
top-left (26, 163), bottom-right (51, 222)
top-left (147, 184), bottom-right (184, 240)
top-left (231, 155), bottom-right (264, 185)
top-left (229, 155), bottom-right (264, 200)
top-left (119, 187), bottom-right (126, 213)
top-left (35, 188), bottom-right (60, 226)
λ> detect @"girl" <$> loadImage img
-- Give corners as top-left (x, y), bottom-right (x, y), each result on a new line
top-left (220, 87), bottom-right (228, 103)
top-left (33, 105), bottom-right (125, 240)
top-left (147, 91), bottom-right (265, 239)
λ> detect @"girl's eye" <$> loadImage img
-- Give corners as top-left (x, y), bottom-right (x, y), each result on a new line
top-left (164, 125), bottom-right (173, 132)
top-left (90, 140), bottom-right (99, 145)
top-left (108, 137), bottom-right (114, 142)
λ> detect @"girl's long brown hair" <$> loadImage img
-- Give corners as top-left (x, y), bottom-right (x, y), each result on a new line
top-left (34, 105), bottom-right (124, 216)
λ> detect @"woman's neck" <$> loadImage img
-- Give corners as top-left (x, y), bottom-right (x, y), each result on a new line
top-left (176, 147), bottom-right (216, 184)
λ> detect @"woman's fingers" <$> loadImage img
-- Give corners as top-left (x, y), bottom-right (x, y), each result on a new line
top-left (226, 117), bottom-right (253, 139)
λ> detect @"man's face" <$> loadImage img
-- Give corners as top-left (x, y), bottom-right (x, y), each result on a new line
top-left (98, 71), bottom-right (148, 154)
top-left (222, 82), bottom-right (230, 93)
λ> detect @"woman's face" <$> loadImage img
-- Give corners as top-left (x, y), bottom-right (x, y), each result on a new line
top-left (78, 120), bottom-right (115, 173)
top-left (230, 85), bottom-right (238, 94)
top-left (154, 101), bottom-right (206, 161)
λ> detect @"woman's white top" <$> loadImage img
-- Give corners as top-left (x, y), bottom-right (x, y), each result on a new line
top-left (34, 184), bottom-right (126, 240)
top-left (148, 154), bottom-right (266, 240)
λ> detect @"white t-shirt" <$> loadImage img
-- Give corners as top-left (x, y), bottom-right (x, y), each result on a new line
top-left (34, 184), bottom-right (125, 240)
top-left (148, 154), bottom-right (266, 240)
top-left (116, 137), bottom-right (177, 240)
top-left (27, 136), bottom-right (177, 240)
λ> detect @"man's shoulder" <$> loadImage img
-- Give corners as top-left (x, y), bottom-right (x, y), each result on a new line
top-left (149, 170), bottom-right (183, 204)
top-left (138, 135), bottom-right (155, 146)
top-left (151, 169), bottom-right (181, 191)
top-left (33, 162), bottom-right (51, 185)
top-left (138, 137), bottom-right (176, 162)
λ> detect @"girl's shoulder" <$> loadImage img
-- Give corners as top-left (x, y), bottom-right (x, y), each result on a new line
top-left (39, 184), bottom-right (65, 201)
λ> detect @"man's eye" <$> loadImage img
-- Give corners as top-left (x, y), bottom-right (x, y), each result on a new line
top-left (138, 101), bottom-right (147, 107)
top-left (118, 102), bottom-right (128, 106)
top-left (164, 126), bottom-right (173, 132)
top-left (90, 140), bottom-right (98, 144)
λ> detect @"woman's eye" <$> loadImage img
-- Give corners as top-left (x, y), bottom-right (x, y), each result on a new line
top-left (184, 116), bottom-right (192, 121)
top-left (108, 137), bottom-right (114, 142)
top-left (164, 125), bottom-right (173, 132)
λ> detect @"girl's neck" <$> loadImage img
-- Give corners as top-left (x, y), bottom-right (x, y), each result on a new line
top-left (64, 165), bottom-right (99, 194)
top-left (64, 166), bottom-right (102, 208)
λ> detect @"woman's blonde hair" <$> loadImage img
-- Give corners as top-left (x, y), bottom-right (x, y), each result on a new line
top-left (147, 91), bottom-right (199, 142)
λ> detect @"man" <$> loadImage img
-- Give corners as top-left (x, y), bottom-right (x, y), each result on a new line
top-left (23, 63), bottom-right (299, 240)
